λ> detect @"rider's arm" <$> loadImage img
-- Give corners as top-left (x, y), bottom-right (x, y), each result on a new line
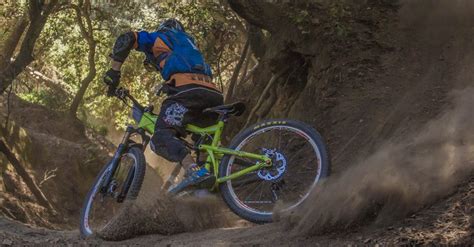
top-left (109, 31), bottom-right (138, 70)
top-left (109, 31), bottom-right (172, 66)
top-left (104, 31), bottom-right (170, 96)
top-left (103, 31), bottom-right (137, 96)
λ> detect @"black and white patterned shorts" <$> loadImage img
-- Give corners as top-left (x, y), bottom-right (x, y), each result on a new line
top-left (155, 87), bottom-right (224, 135)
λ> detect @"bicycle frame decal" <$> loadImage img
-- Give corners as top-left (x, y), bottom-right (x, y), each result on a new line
top-left (138, 112), bottom-right (158, 134)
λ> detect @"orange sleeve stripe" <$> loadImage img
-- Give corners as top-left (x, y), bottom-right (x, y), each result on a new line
top-left (132, 32), bottom-right (138, 49)
top-left (152, 37), bottom-right (171, 57)
top-left (159, 59), bottom-right (166, 69)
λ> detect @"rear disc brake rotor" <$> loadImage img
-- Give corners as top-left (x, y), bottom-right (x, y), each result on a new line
top-left (258, 148), bottom-right (287, 182)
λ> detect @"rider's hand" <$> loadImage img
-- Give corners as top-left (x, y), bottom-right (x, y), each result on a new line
top-left (103, 68), bottom-right (121, 96)
top-left (106, 86), bottom-right (117, 97)
top-left (155, 83), bottom-right (165, 96)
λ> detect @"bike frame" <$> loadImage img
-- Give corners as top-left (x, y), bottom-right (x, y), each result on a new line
top-left (137, 111), bottom-right (272, 186)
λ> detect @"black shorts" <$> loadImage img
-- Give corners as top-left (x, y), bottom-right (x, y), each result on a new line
top-left (149, 86), bottom-right (223, 162)
top-left (156, 86), bottom-right (224, 134)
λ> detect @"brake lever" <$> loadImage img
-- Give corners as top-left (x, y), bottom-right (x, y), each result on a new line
top-left (154, 83), bottom-right (165, 97)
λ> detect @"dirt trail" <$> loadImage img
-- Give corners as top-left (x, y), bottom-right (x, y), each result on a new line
top-left (1, 177), bottom-right (472, 246)
top-left (1, 0), bottom-right (474, 245)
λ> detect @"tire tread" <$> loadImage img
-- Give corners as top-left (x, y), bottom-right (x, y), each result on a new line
top-left (79, 146), bottom-right (146, 237)
top-left (219, 119), bottom-right (330, 224)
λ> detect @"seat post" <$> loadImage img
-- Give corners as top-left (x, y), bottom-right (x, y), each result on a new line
top-left (218, 113), bottom-right (230, 122)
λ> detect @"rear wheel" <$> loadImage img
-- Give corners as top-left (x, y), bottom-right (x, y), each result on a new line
top-left (219, 119), bottom-right (329, 223)
top-left (79, 146), bottom-right (146, 237)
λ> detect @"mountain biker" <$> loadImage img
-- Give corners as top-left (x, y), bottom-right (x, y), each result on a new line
top-left (103, 18), bottom-right (223, 194)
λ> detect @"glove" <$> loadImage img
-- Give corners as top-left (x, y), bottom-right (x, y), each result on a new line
top-left (103, 69), bottom-right (121, 96)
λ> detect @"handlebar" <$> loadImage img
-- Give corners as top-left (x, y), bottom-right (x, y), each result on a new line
top-left (114, 87), bottom-right (144, 111)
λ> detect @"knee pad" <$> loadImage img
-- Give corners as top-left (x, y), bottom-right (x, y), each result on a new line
top-left (150, 129), bottom-right (189, 162)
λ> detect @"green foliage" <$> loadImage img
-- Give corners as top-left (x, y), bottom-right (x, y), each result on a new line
top-left (327, 0), bottom-right (351, 37)
top-left (10, 0), bottom-right (244, 132)
top-left (288, 4), bottom-right (322, 35)
top-left (0, 1), bottom-right (27, 46)
top-left (17, 88), bottom-right (66, 111)
top-left (289, 9), bottom-right (310, 24)
top-left (287, 0), bottom-right (351, 37)
top-left (85, 121), bottom-right (108, 136)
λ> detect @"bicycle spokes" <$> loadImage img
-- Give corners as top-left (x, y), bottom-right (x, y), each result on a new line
top-left (226, 126), bottom-right (322, 214)
top-left (86, 154), bottom-right (136, 233)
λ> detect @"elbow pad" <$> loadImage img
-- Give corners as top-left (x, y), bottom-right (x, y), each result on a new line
top-left (109, 31), bottom-right (136, 62)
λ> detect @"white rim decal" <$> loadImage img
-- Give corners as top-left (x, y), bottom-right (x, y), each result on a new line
top-left (82, 153), bottom-right (138, 235)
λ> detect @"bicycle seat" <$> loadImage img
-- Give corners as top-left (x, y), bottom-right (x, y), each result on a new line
top-left (203, 102), bottom-right (246, 116)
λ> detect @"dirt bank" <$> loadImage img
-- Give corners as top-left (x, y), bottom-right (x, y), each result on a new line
top-left (0, 95), bottom-right (109, 228)
top-left (1, 0), bottom-right (473, 245)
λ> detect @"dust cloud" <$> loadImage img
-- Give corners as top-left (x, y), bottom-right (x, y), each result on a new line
top-left (282, 88), bottom-right (474, 235)
top-left (97, 164), bottom-right (239, 241)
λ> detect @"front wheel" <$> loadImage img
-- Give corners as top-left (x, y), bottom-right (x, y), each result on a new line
top-left (79, 146), bottom-right (146, 237)
top-left (219, 119), bottom-right (330, 223)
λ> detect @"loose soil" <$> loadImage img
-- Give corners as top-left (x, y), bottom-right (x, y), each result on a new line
top-left (1, 0), bottom-right (473, 245)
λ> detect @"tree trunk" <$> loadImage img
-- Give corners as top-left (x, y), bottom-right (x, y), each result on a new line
top-left (69, 1), bottom-right (97, 118)
top-left (0, 0), bottom-right (58, 95)
top-left (226, 0), bottom-right (311, 131)
top-left (247, 25), bottom-right (266, 60)
top-left (243, 68), bottom-right (288, 127)
top-left (69, 45), bottom-right (96, 117)
top-left (227, 0), bottom-right (286, 32)
top-left (0, 14), bottom-right (28, 69)
top-left (225, 38), bottom-right (250, 103)
top-left (0, 139), bottom-right (55, 212)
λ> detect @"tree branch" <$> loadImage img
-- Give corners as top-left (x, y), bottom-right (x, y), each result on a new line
top-left (225, 37), bottom-right (250, 103)
top-left (239, 61), bottom-right (259, 85)
top-left (70, 3), bottom-right (94, 45)
top-left (0, 0), bottom-right (58, 94)
top-left (0, 139), bottom-right (56, 213)
top-left (248, 25), bottom-right (266, 59)
top-left (243, 68), bottom-right (289, 128)
top-left (0, 13), bottom-right (28, 69)
top-left (240, 46), bottom-right (251, 84)
top-left (69, 0), bottom-right (97, 117)
top-left (216, 43), bottom-right (225, 92)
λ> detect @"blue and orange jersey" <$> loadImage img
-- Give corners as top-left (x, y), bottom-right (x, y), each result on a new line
top-left (132, 30), bottom-right (217, 90)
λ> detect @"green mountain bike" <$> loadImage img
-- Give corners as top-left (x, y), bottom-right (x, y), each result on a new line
top-left (79, 87), bottom-right (330, 237)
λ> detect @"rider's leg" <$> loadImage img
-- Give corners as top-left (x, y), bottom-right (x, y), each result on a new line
top-left (151, 86), bottom-right (223, 194)
top-left (150, 97), bottom-right (190, 162)
top-left (180, 153), bottom-right (196, 170)
top-left (149, 98), bottom-right (211, 193)
top-left (149, 127), bottom-right (189, 162)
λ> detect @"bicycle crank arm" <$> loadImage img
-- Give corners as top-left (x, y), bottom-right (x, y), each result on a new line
top-left (161, 163), bottom-right (182, 191)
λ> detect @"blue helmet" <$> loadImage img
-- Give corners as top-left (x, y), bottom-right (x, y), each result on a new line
top-left (158, 18), bottom-right (185, 32)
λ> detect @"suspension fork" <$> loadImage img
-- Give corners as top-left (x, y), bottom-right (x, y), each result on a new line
top-left (100, 126), bottom-right (134, 194)
top-left (117, 164), bottom-right (135, 202)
